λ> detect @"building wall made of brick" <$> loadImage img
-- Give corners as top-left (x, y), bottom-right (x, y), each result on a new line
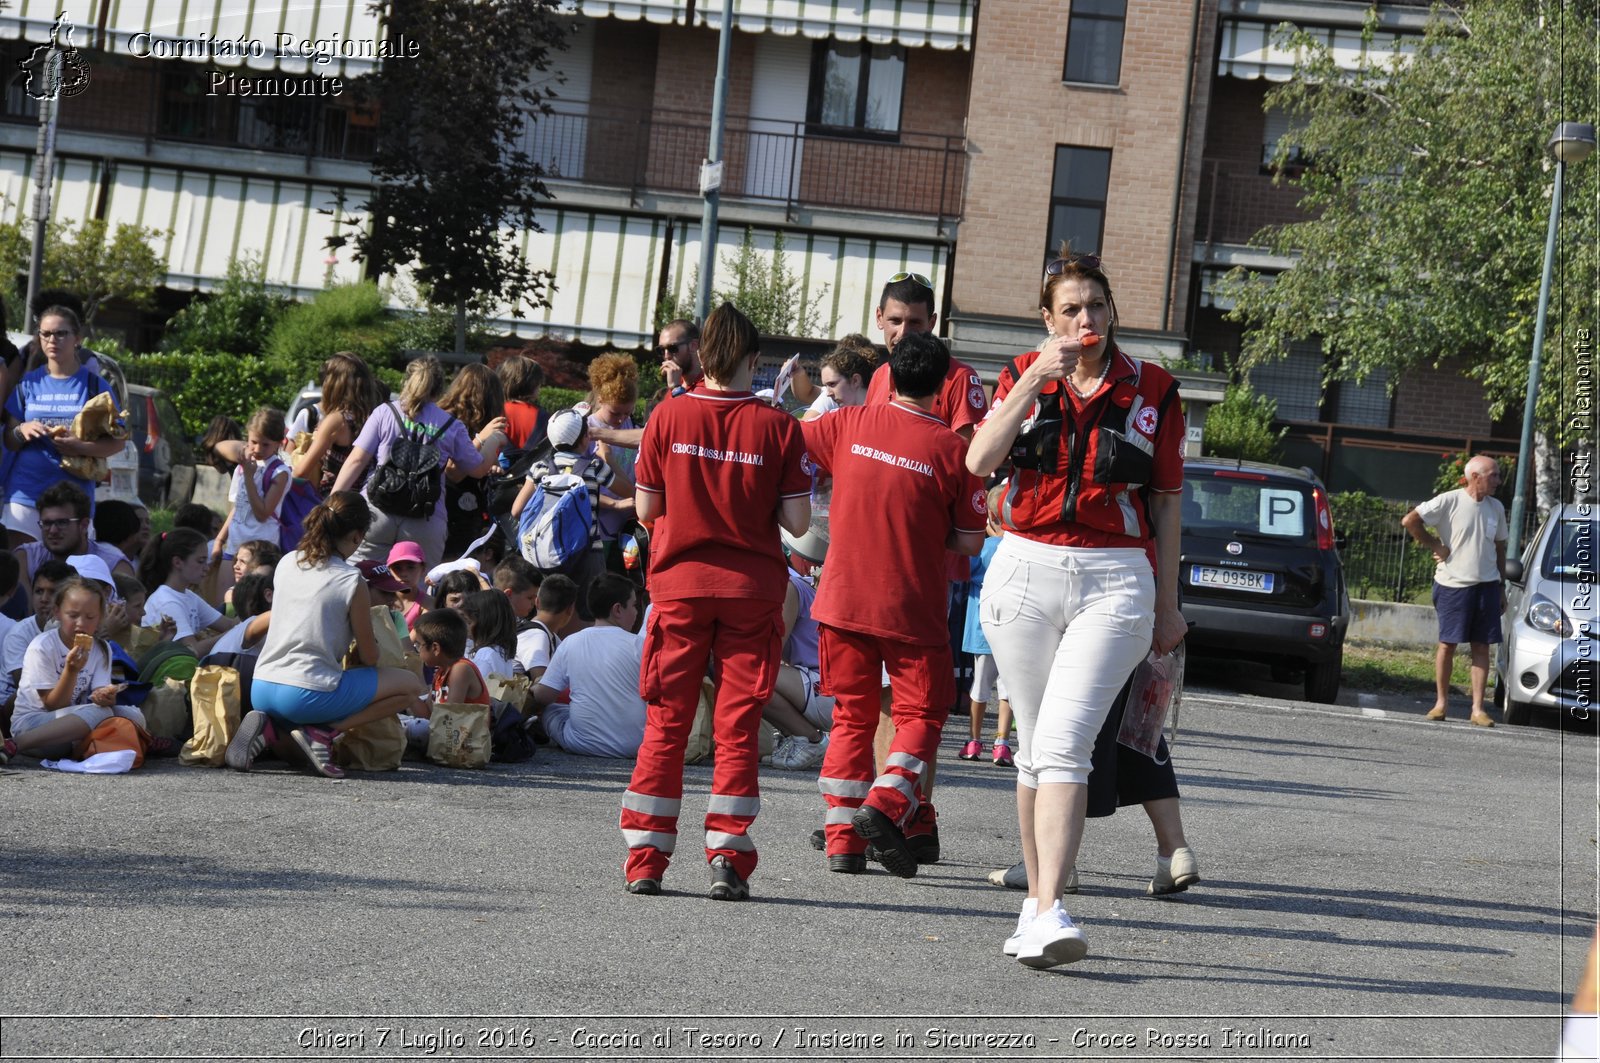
top-left (955, 0), bottom-right (1202, 330)
top-left (1392, 358), bottom-right (1494, 438)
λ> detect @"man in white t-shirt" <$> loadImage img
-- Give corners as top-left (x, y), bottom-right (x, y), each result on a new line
top-left (1401, 455), bottom-right (1508, 727)
top-left (532, 573), bottom-right (646, 758)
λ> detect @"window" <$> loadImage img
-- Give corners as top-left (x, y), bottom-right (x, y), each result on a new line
top-left (1250, 340), bottom-right (1325, 422)
top-left (1045, 146), bottom-right (1112, 264)
top-left (808, 41), bottom-right (905, 136)
top-left (1261, 105), bottom-right (1309, 174)
top-left (1063, 0), bottom-right (1126, 85)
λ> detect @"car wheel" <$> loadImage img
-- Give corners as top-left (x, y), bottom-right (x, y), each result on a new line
top-left (1304, 651), bottom-right (1341, 704)
top-left (1503, 696), bottom-right (1533, 726)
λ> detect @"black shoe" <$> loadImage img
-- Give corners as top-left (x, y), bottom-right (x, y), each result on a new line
top-left (852, 806), bottom-right (917, 879)
top-left (708, 856), bottom-right (749, 901)
top-left (809, 828), bottom-right (826, 851)
top-left (867, 824), bottom-right (941, 866)
top-left (625, 878), bottom-right (661, 895)
top-left (828, 853), bottom-right (866, 874)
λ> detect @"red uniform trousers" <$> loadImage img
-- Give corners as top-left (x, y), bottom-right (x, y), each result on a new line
top-left (621, 595), bottom-right (783, 882)
top-left (816, 623), bottom-right (953, 856)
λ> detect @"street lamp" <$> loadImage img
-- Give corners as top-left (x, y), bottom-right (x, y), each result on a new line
top-left (1507, 121), bottom-right (1596, 562)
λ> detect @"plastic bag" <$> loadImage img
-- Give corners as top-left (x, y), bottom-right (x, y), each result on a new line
top-left (1118, 644), bottom-right (1185, 763)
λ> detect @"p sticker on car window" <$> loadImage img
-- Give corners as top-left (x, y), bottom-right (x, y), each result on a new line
top-left (1259, 489), bottom-right (1306, 537)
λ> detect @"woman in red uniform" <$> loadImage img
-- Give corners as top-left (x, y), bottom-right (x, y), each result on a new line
top-left (620, 303), bottom-right (812, 901)
top-left (966, 248), bottom-right (1189, 968)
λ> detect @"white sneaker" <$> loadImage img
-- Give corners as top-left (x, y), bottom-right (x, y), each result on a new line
top-left (773, 734), bottom-right (829, 770)
top-left (1002, 897), bottom-right (1038, 956)
top-left (1014, 901), bottom-right (1089, 969)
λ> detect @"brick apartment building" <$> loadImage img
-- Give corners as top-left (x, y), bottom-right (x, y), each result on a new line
top-left (0, 0), bottom-right (1512, 496)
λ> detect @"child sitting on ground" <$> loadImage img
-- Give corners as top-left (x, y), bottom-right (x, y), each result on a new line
top-left (10, 577), bottom-right (176, 759)
top-left (434, 569), bottom-right (484, 613)
top-left (385, 541), bottom-right (429, 634)
top-left (399, 609), bottom-right (487, 754)
top-left (140, 529), bottom-right (239, 656)
top-left (224, 540), bottom-right (282, 616)
top-left (215, 408), bottom-right (291, 566)
top-left (3, 559), bottom-right (74, 717)
top-left (493, 556), bottom-right (541, 621)
top-left (461, 589), bottom-right (521, 679)
top-left (92, 499), bottom-right (150, 577)
top-left (208, 573), bottom-right (273, 658)
top-left (517, 573), bottom-right (577, 683)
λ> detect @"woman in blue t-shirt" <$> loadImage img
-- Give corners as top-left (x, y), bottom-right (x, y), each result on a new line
top-left (2, 306), bottom-right (120, 547)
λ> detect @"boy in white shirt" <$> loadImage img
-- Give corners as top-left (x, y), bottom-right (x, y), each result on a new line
top-left (532, 574), bottom-right (646, 758)
top-left (517, 574), bottom-right (578, 683)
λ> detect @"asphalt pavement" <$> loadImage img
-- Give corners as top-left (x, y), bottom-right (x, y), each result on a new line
top-left (2, 671), bottom-right (1594, 1062)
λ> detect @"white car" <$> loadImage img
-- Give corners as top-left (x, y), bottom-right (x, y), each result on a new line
top-left (1496, 502), bottom-right (1600, 725)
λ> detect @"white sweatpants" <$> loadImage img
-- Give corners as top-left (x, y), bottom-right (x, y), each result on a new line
top-left (979, 534), bottom-right (1154, 787)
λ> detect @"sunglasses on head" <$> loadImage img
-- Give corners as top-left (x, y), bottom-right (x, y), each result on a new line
top-left (1044, 253), bottom-right (1103, 279)
top-left (887, 271), bottom-right (934, 289)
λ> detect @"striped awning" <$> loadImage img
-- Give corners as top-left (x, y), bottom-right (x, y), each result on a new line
top-left (574, 0), bottom-right (973, 50)
top-left (1217, 18), bottom-right (1419, 80)
top-left (0, 0), bottom-right (384, 78)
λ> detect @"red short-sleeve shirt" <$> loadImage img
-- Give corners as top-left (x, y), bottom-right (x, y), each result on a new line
top-left (634, 390), bottom-right (811, 603)
top-left (802, 402), bottom-right (987, 646)
top-left (865, 357), bottom-right (989, 436)
top-left (986, 348), bottom-right (1184, 557)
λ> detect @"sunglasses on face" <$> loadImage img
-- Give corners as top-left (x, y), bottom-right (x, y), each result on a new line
top-left (656, 340), bottom-right (690, 357)
top-left (1043, 254), bottom-right (1103, 280)
top-left (887, 271), bottom-right (934, 289)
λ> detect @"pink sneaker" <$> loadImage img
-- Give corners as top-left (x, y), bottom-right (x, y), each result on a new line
top-left (958, 739), bottom-right (982, 761)
top-left (291, 726), bottom-right (346, 780)
top-left (992, 739), bottom-right (1014, 767)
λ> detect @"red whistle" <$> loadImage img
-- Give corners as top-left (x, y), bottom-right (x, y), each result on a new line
top-left (1080, 331), bottom-right (1102, 348)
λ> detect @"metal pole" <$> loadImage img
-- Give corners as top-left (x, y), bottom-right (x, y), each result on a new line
top-left (24, 47), bottom-right (62, 334)
top-left (694, 0), bottom-right (735, 323)
top-left (1509, 157), bottom-right (1565, 562)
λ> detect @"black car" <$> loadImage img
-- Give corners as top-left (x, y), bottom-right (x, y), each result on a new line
top-left (1179, 458), bottom-right (1349, 702)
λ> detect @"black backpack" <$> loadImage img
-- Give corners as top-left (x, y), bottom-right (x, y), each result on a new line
top-left (486, 434), bottom-right (555, 517)
top-left (367, 402), bottom-right (458, 518)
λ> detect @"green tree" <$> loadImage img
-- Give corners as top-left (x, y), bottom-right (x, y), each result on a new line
top-left (1203, 383), bottom-right (1287, 463)
top-left (1218, 0), bottom-right (1599, 437)
top-left (42, 218), bottom-right (167, 327)
top-left (162, 257), bottom-right (288, 357)
top-left (712, 228), bottom-right (834, 338)
top-left (333, 0), bottom-right (568, 354)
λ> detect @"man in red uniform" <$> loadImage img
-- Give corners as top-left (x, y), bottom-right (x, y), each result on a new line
top-left (620, 303), bottom-right (812, 901)
top-left (861, 274), bottom-right (989, 860)
top-left (861, 273), bottom-right (988, 442)
top-left (802, 331), bottom-right (986, 877)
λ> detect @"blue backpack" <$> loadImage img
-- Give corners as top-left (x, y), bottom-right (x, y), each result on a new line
top-left (517, 466), bottom-right (593, 571)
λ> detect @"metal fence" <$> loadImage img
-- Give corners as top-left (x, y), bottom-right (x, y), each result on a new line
top-left (1333, 493), bottom-right (1542, 602)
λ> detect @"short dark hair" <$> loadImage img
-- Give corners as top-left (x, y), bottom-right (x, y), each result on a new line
top-left (879, 276), bottom-right (936, 318)
top-left (493, 556), bottom-right (540, 594)
top-left (37, 480), bottom-right (91, 520)
top-left (413, 608), bottom-right (469, 659)
top-left (889, 332), bottom-right (950, 400)
top-left (537, 573), bottom-right (578, 614)
top-left (434, 569), bottom-right (482, 605)
top-left (113, 572), bottom-right (145, 602)
top-left (231, 572), bottom-right (273, 619)
top-left (34, 559), bottom-right (74, 589)
top-left (660, 318), bottom-right (700, 342)
top-left (93, 499), bottom-right (142, 546)
top-left (587, 572), bottom-right (636, 620)
top-left (173, 503), bottom-right (220, 535)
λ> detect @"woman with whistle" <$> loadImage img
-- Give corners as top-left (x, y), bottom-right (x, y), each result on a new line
top-left (964, 246), bottom-right (1189, 969)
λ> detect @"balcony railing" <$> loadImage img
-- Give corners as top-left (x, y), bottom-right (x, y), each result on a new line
top-left (519, 103), bottom-right (966, 220)
top-left (1194, 157), bottom-right (1311, 248)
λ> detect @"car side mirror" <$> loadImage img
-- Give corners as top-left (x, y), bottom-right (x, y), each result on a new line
top-left (1505, 559), bottom-right (1524, 584)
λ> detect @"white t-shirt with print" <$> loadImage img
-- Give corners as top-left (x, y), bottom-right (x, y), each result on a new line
top-left (145, 585), bottom-right (224, 641)
top-left (15, 628), bottom-right (111, 716)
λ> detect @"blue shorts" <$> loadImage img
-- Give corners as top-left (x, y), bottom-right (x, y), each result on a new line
top-left (1433, 581), bottom-right (1503, 646)
top-left (252, 669), bottom-right (380, 726)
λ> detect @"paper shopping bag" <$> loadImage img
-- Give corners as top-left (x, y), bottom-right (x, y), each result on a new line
top-left (179, 665), bottom-right (240, 767)
top-left (426, 702), bottom-right (492, 768)
top-left (333, 715), bottom-right (406, 771)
